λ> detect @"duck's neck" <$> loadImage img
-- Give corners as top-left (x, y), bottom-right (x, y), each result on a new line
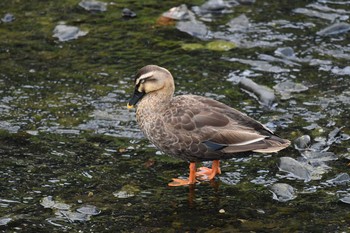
top-left (138, 91), bottom-right (173, 112)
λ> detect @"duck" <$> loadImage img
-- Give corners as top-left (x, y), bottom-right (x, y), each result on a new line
top-left (127, 65), bottom-right (290, 186)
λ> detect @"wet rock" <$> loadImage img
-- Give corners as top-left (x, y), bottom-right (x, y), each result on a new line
top-left (270, 183), bottom-right (296, 202)
top-left (339, 195), bottom-right (350, 204)
top-left (273, 81), bottom-right (308, 100)
top-left (326, 173), bottom-right (350, 186)
top-left (0, 217), bottom-right (12, 226)
top-left (219, 171), bottom-right (242, 185)
top-left (181, 43), bottom-right (205, 51)
top-left (278, 157), bottom-right (311, 182)
top-left (331, 66), bottom-right (350, 76)
top-left (0, 121), bottom-right (20, 133)
top-left (176, 19), bottom-right (210, 40)
top-left (53, 24), bottom-right (88, 42)
top-left (77, 205), bottom-right (101, 216)
top-left (79, 0), bottom-right (107, 12)
top-left (303, 123), bottom-right (319, 131)
top-left (162, 4), bottom-right (192, 21)
top-left (327, 127), bottom-right (341, 146)
top-left (57, 210), bottom-right (90, 222)
top-left (40, 196), bottom-right (71, 210)
top-left (294, 135), bottom-right (311, 150)
top-left (258, 54), bottom-right (300, 67)
top-left (227, 14), bottom-right (250, 31)
top-left (307, 3), bottom-right (350, 14)
top-left (238, 77), bottom-right (275, 107)
top-left (301, 151), bottom-right (337, 162)
top-left (274, 47), bottom-right (295, 58)
top-left (237, 0), bottom-right (255, 4)
top-left (194, 0), bottom-right (235, 14)
top-left (293, 8), bottom-right (348, 21)
top-left (225, 57), bottom-right (290, 73)
top-left (181, 40), bottom-right (236, 51)
top-left (40, 196), bottom-right (55, 208)
top-left (53, 202), bottom-right (71, 210)
top-left (113, 184), bottom-right (140, 198)
top-left (122, 8), bottom-right (136, 18)
top-left (317, 22), bottom-right (350, 36)
top-left (205, 40), bottom-right (236, 51)
top-left (1, 13), bottom-right (15, 23)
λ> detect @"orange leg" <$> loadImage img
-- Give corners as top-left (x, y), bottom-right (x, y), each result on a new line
top-left (168, 162), bottom-right (198, 186)
top-left (196, 160), bottom-right (221, 181)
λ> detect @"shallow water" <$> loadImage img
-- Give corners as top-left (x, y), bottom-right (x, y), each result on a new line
top-left (1, 0), bottom-right (350, 232)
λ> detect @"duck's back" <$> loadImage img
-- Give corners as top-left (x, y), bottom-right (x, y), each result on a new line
top-left (142, 94), bottom-right (290, 162)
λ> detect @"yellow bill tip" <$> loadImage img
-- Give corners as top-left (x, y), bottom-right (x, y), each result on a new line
top-left (127, 103), bottom-right (134, 109)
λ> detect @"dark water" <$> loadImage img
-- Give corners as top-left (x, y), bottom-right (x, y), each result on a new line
top-left (1, 0), bottom-right (350, 232)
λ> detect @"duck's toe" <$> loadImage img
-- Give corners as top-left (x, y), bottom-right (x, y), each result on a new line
top-left (168, 178), bottom-right (198, 186)
top-left (196, 167), bottom-right (216, 181)
top-left (196, 161), bottom-right (221, 181)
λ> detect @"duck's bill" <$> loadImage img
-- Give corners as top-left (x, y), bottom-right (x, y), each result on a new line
top-left (127, 90), bottom-right (145, 109)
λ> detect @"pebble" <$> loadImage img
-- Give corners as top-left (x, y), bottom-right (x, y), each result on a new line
top-left (317, 22), bottom-right (350, 36)
top-left (279, 157), bottom-right (311, 182)
top-left (270, 183), bottom-right (296, 202)
top-left (1, 13), bottom-right (15, 23)
top-left (53, 24), bottom-right (88, 42)
top-left (294, 135), bottom-right (311, 150)
top-left (122, 8), bottom-right (137, 18)
top-left (79, 0), bottom-right (107, 12)
top-left (77, 205), bottom-right (101, 216)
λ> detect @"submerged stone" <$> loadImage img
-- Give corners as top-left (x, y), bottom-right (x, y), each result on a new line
top-left (53, 24), bottom-right (88, 42)
top-left (77, 205), bottom-right (101, 216)
top-left (327, 127), bottom-right (342, 146)
top-left (340, 195), bottom-right (350, 204)
top-left (57, 210), bottom-right (90, 222)
top-left (205, 40), bottom-right (236, 51)
top-left (331, 66), bottom-right (350, 76)
top-left (197, 0), bottom-right (231, 12)
top-left (238, 77), bottom-right (275, 107)
top-left (273, 81), bottom-right (308, 100)
top-left (301, 151), bottom-right (337, 162)
top-left (1, 13), bottom-right (15, 23)
top-left (181, 43), bottom-right (205, 50)
top-left (0, 217), bottom-right (12, 226)
top-left (40, 196), bottom-right (55, 208)
top-left (294, 8), bottom-right (348, 21)
top-left (294, 135), bottom-right (311, 150)
top-left (225, 57), bottom-right (290, 73)
top-left (237, 0), bottom-right (256, 4)
top-left (274, 47), bottom-right (295, 57)
top-left (53, 202), bottom-right (71, 210)
top-left (79, 0), bottom-right (107, 12)
top-left (279, 157), bottom-right (311, 182)
top-left (176, 20), bottom-right (209, 40)
top-left (317, 22), bottom-right (350, 36)
top-left (326, 173), bottom-right (350, 186)
top-left (40, 196), bottom-right (71, 210)
top-left (122, 8), bottom-right (136, 18)
top-left (270, 183), bottom-right (296, 202)
top-left (227, 14), bottom-right (250, 31)
top-left (113, 184), bottom-right (140, 198)
top-left (162, 4), bottom-right (192, 21)
top-left (219, 171), bottom-right (242, 185)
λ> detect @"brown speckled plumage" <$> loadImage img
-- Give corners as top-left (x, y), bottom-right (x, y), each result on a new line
top-left (127, 65), bottom-right (290, 185)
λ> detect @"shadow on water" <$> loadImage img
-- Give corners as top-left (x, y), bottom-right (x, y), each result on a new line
top-left (1, 0), bottom-right (350, 232)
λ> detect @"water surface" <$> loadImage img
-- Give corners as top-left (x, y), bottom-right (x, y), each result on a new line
top-left (0, 0), bottom-right (350, 232)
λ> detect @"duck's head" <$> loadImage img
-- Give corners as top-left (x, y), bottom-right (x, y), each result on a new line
top-left (127, 65), bottom-right (175, 109)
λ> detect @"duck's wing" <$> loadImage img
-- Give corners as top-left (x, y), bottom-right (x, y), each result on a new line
top-left (170, 95), bottom-right (290, 153)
